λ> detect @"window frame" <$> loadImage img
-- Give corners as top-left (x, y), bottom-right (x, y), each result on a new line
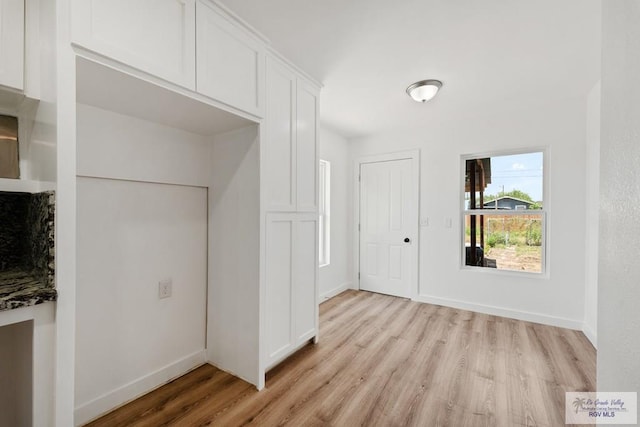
top-left (460, 148), bottom-right (548, 276)
top-left (318, 159), bottom-right (331, 267)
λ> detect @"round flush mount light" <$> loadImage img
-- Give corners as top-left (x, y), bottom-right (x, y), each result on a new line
top-left (406, 79), bottom-right (443, 103)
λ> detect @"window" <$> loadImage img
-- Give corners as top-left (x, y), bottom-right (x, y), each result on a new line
top-left (319, 159), bottom-right (331, 267)
top-left (462, 151), bottom-right (545, 273)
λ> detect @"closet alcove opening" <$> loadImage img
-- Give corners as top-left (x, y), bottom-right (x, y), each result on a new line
top-left (73, 55), bottom-right (264, 425)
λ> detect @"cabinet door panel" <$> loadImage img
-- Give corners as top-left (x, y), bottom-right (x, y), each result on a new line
top-left (72, 0), bottom-right (196, 89)
top-left (296, 81), bottom-right (318, 212)
top-left (265, 58), bottom-right (296, 211)
top-left (0, 0), bottom-right (24, 90)
top-left (265, 217), bottom-right (294, 361)
top-left (196, 1), bottom-right (262, 116)
top-left (294, 217), bottom-right (317, 343)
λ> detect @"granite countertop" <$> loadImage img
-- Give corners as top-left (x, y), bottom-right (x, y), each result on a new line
top-left (0, 270), bottom-right (57, 312)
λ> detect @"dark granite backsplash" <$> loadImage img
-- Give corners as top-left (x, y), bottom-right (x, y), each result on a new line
top-left (27, 191), bottom-right (56, 287)
top-left (0, 192), bottom-right (30, 271)
top-left (0, 190), bottom-right (56, 311)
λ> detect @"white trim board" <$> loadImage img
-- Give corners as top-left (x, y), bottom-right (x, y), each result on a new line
top-left (74, 350), bottom-right (206, 426)
top-left (582, 324), bottom-right (597, 349)
top-left (413, 294), bottom-right (584, 331)
top-left (320, 282), bottom-right (352, 302)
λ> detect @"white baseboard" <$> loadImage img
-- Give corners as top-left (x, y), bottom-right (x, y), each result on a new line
top-left (320, 281), bottom-right (352, 302)
top-left (74, 350), bottom-right (206, 426)
top-left (582, 323), bottom-right (597, 349)
top-left (414, 294), bottom-right (584, 331)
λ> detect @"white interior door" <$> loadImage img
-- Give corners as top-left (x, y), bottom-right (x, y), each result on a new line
top-left (359, 158), bottom-right (417, 298)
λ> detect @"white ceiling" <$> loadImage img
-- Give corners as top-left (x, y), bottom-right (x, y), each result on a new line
top-left (222, 0), bottom-right (601, 139)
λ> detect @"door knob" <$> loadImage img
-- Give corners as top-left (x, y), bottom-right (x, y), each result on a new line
top-left (404, 237), bottom-right (410, 243)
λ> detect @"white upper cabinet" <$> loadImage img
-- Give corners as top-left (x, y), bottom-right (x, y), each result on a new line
top-left (265, 55), bottom-right (320, 212)
top-left (265, 56), bottom-right (296, 211)
top-left (71, 0), bottom-right (196, 89)
top-left (196, 0), bottom-right (263, 117)
top-left (295, 80), bottom-right (319, 212)
top-left (0, 0), bottom-right (24, 90)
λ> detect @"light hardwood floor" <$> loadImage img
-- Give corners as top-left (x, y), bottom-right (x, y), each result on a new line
top-left (86, 290), bottom-right (596, 426)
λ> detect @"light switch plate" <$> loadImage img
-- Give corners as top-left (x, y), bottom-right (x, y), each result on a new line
top-left (158, 279), bottom-right (172, 299)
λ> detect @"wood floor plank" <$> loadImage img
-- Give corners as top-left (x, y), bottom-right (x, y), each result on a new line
top-left (85, 290), bottom-right (596, 427)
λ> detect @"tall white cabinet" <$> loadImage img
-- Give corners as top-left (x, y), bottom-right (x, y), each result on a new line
top-left (265, 213), bottom-right (318, 368)
top-left (264, 54), bottom-right (319, 369)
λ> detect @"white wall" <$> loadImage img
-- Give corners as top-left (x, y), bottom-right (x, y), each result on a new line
top-left (76, 104), bottom-right (212, 187)
top-left (584, 82), bottom-right (600, 348)
top-left (349, 96), bottom-right (589, 329)
top-left (598, 1), bottom-right (640, 395)
top-left (74, 105), bottom-right (210, 424)
top-left (208, 125), bottom-right (261, 386)
top-left (319, 127), bottom-right (352, 300)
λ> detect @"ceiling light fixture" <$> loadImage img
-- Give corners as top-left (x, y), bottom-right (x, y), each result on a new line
top-left (406, 79), bottom-right (443, 103)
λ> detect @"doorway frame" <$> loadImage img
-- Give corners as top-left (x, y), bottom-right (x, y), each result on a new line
top-left (352, 149), bottom-right (420, 299)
